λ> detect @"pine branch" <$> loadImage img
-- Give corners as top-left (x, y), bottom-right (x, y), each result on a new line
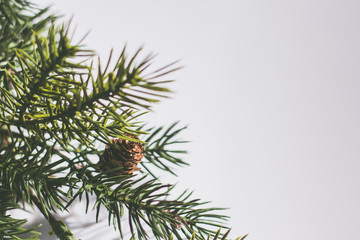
top-left (0, 1), bottom-right (246, 239)
top-left (53, 149), bottom-right (228, 240)
top-left (1, 21), bottom-right (177, 150)
top-left (29, 189), bottom-right (76, 240)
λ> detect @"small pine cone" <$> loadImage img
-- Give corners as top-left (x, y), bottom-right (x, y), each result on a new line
top-left (99, 134), bottom-right (144, 175)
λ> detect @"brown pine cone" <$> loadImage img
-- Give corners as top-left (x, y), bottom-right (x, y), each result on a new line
top-left (99, 134), bottom-right (144, 175)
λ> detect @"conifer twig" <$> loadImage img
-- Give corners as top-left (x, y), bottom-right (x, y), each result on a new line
top-left (29, 189), bottom-right (76, 240)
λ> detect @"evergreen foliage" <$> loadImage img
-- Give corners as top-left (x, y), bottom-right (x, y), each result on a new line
top-left (0, 1), bottom-right (247, 239)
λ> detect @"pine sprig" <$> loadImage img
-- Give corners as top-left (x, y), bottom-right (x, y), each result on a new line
top-left (0, 133), bottom-right (73, 214)
top-left (1, 19), bottom-right (177, 150)
top-left (140, 122), bottom-right (189, 177)
top-left (0, 189), bottom-right (40, 240)
top-left (49, 147), bottom-right (228, 240)
top-left (61, 162), bottom-right (229, 240)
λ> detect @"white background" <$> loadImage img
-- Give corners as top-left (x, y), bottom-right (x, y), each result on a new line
top-left (28, 0), bottom-right (360, 239)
